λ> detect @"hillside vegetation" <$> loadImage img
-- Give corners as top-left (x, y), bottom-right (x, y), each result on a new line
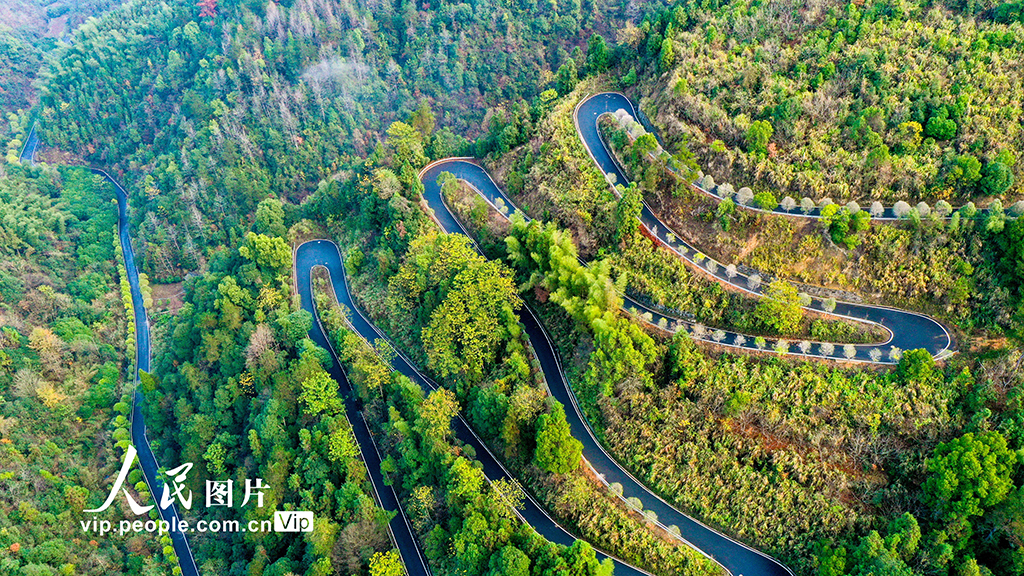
top-left (35, 0), bottom-right (665, 281)
top-left (0, 164), bottom-right (172, 575)
top-left (645, 0), bottom-right (1023, 204)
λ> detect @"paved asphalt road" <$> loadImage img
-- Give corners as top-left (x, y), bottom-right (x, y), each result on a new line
top-left (18, 125), bottom-right (38, 164)
top-left (295, 244), bottom-right (433, 576)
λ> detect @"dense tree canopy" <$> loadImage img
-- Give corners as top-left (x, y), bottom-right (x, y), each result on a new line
top-left (923, 431), bottom-right (1018, 520)
top-left (754, 280), bottom-right (803, 336)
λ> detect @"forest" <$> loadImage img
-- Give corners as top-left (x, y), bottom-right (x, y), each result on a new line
top-left (0, 162), bottom-right (182, 574)
top-left (643, 0), bottom-right (1023, 204)
top-left (139, 205), bottom-right (404, 575)
top-left (0, 0), bottom-right (122, 115)
top-left (30, 0), bottom-right (668, 282)
top-left (594, 105), bottom-right (1024, 339)
top-left (0, 0), bottom-right (1022, 574)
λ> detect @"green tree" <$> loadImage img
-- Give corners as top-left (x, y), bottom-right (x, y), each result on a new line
top-left (586, 34), bottom-right (610, 73)
top-left (925, 108), bottom-right (957, 140)
top-left (421, 261), bottom-right (520, 386)
top-left (408, 100), bottom-right (436, 139)
top-left (386, 121), bottom-right (428, 172)
top-left (754, 280), bottom-right (803, 335)
top-left (487, 545), bottom-right (530, 576)
top-left (980, 161), bottom-right (1014, 195)
top-left (849, 530), bottom-right (914, 576)
top-left (299, 370), bottom-right (343, 417)
top-left (633, 133), bottom-right (658, 157)
top-left (417, 388), bottom-right (460, 454)
top-left (615, 183), bottom-right (642, 243)
top-left (239, 232), bottom-right (291, 277)
top-left (659, 38), bottom-right (676, 73)
top-left (820, 205), bottom-right (867, 249)
top-left (620, 67), bottom-right (637, 87)
top-left (885, 513), bottom-right (921, 562)
top-left (556, 59), bottom-right (578, 95)
top-left (746, 120), bottom-right (774, 158)
top-left (754, 191), bottom-right (778, 210)
top-left (896, 349), bottom-right (935, 384)
top-left (534, 403), bottom-right (582, 474)
top-left (254, 197), bottom-right (287, 238)
top-left (923, 430), bottom-right (1018, 520)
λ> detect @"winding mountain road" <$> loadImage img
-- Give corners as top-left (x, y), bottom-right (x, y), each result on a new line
top-left (36, 87), bottom-right (954, 576)
top-left (21, 130), bottom-right (201, 576)
top-left (296, 241), bottom-right (655, 576)
top-left (573, 92), bottom-right (954, 364)
top-left (420, 160), bottom-right (794, 576)
top-left (102, 168), bottom-right (201, 576)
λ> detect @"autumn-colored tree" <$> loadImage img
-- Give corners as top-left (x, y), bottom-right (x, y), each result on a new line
top-left (369, 551), bottom-right (403, 576)
top-left (197, 0), bottom-right (217, 20)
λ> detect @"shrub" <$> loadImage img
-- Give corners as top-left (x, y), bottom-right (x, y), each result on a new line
top-left (781, 196), bottom-right (797, 211)
top-left (870, 201), bottom-right (884, 217)
top-left (893, 201), bottom-right (912, 218)
top-left (801, 197), bottom-right (816, 213)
